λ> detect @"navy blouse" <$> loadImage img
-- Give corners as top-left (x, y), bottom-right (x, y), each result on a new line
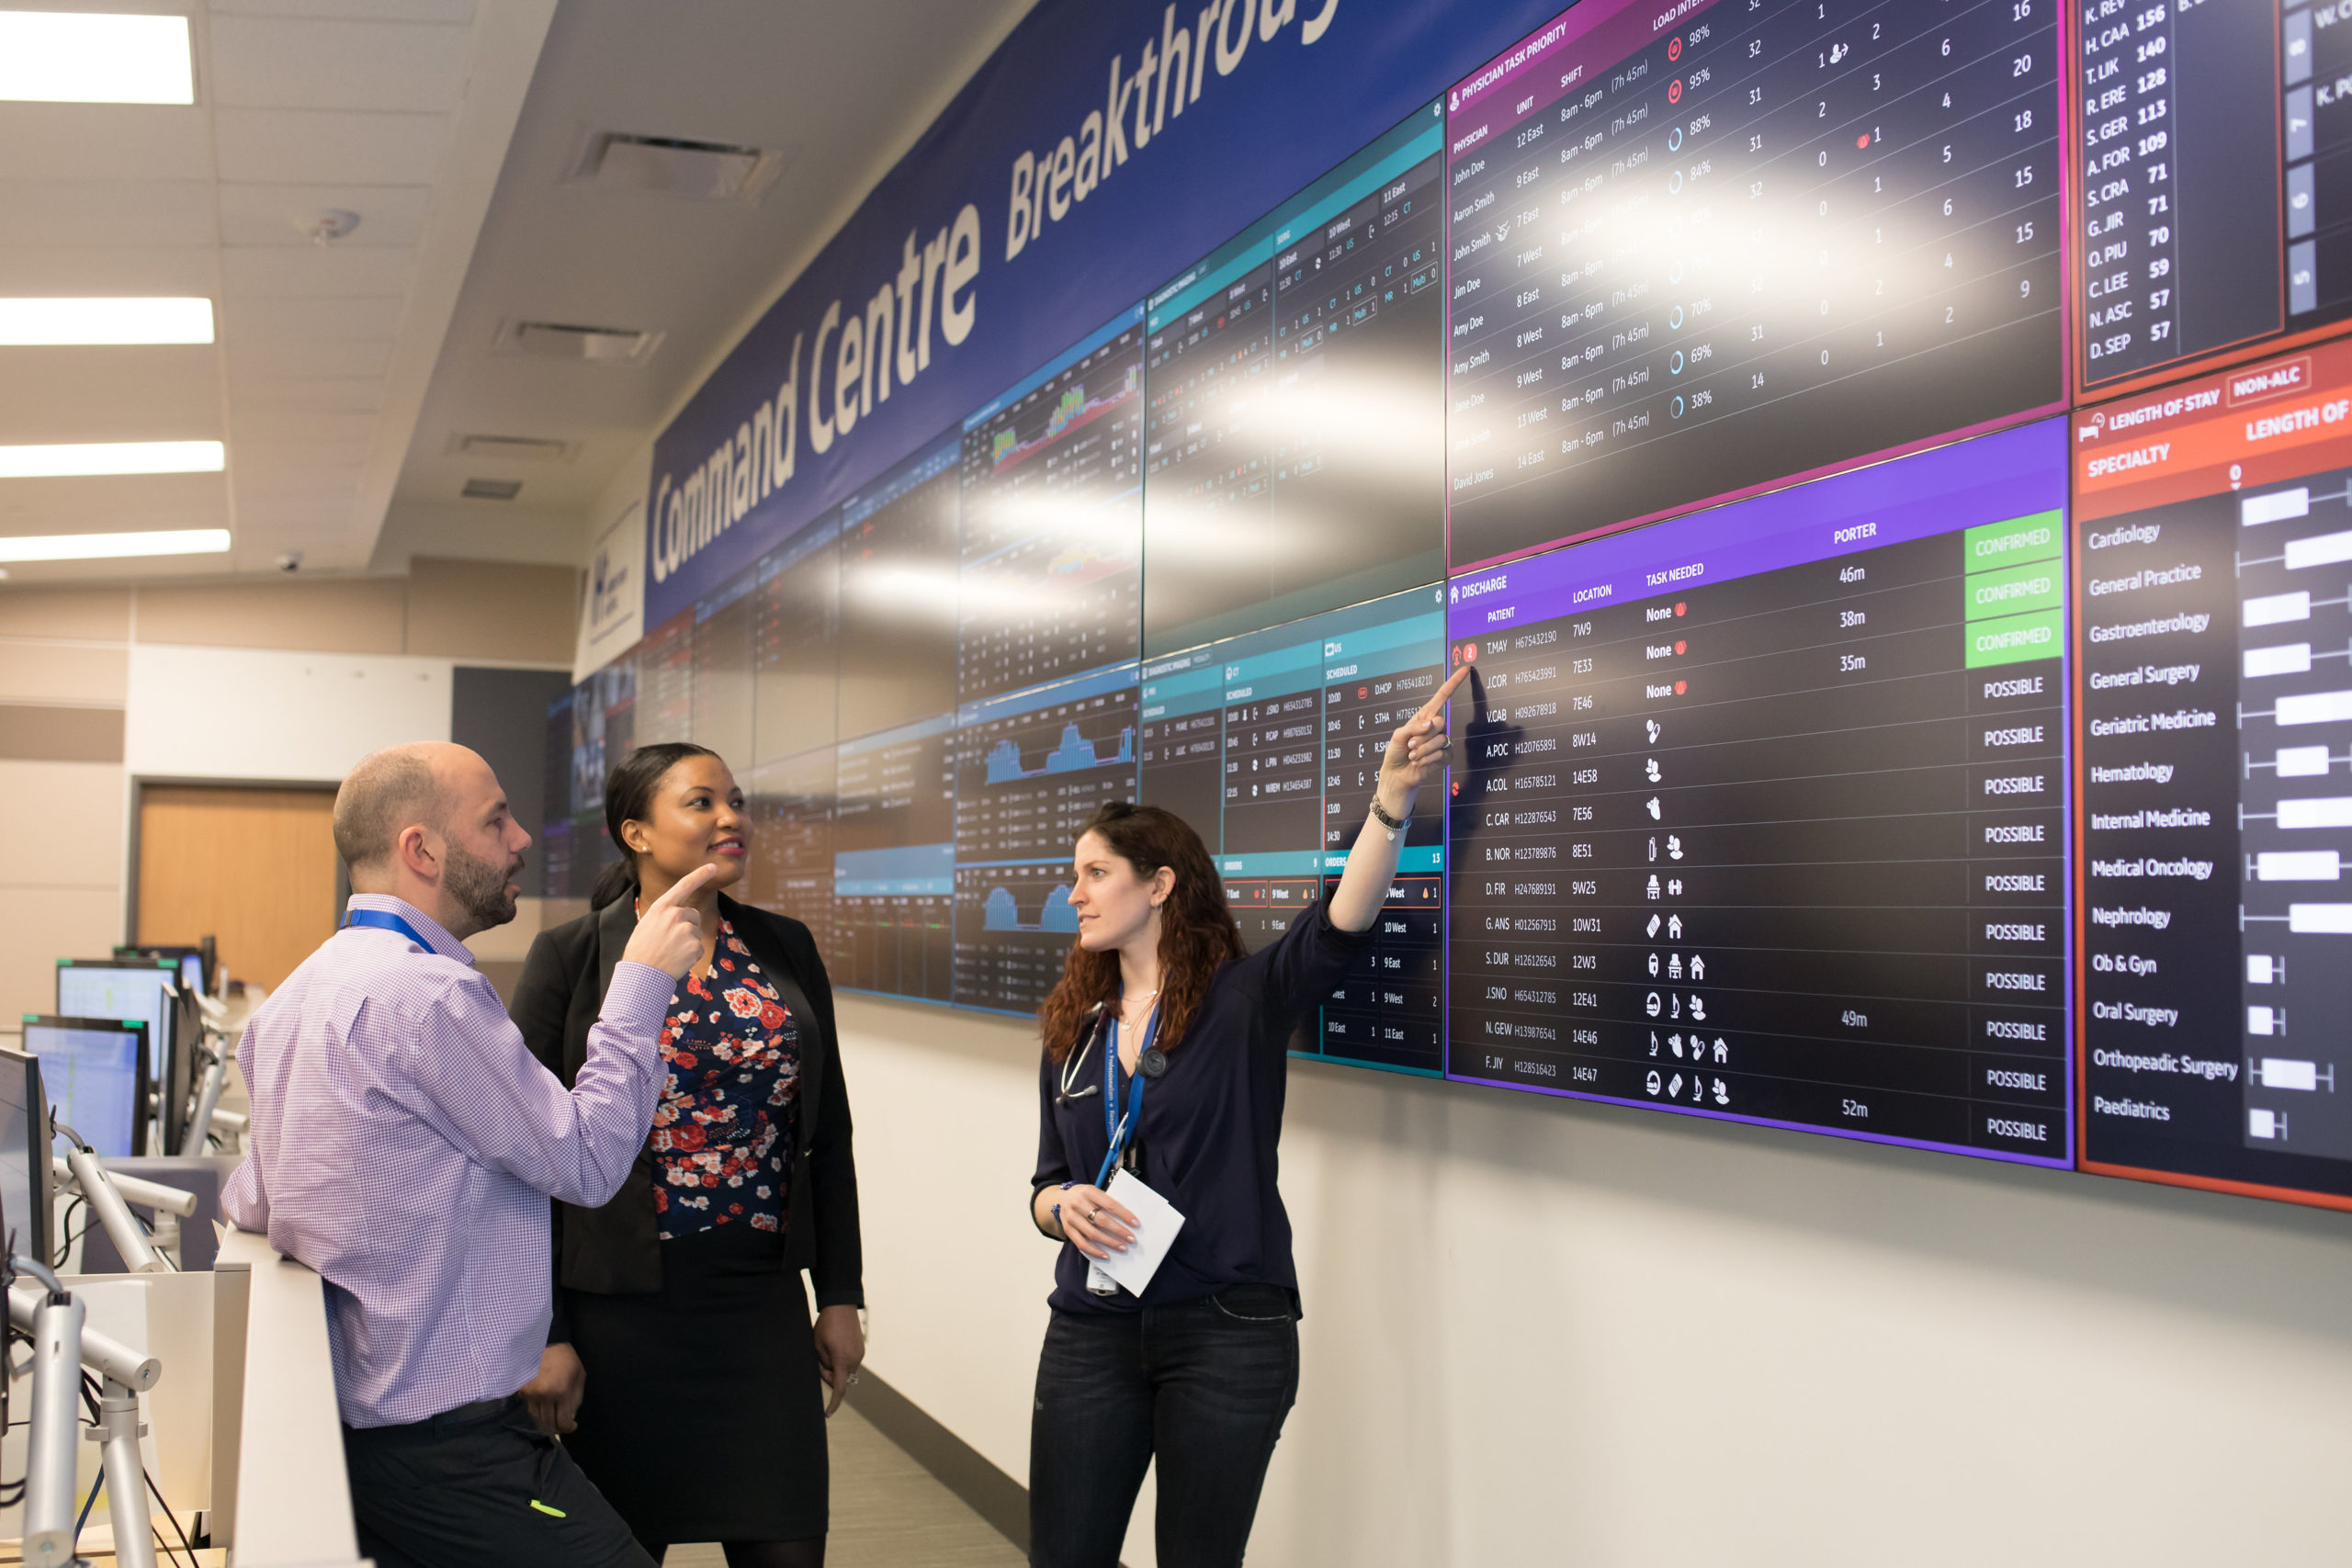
top-left (1031, 899), bottom-right (1369, 1315)
top-left (650, 917), bottom-right (799, 1240)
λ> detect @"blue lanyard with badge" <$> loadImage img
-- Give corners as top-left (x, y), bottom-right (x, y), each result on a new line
top-left (1086, 1006), bottom-right (1167, 1296)
top-left (344, 908), bottom-right (432, 949)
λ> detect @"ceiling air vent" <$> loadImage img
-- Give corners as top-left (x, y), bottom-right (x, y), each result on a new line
top-left (567, 130), bottom-right (787, 204)
top-left (493, 319), bottom-right (663, 366)
top-left (452, 434), bottom-right (574, 463)
top-left (462, 478), bottom-right (524, 502)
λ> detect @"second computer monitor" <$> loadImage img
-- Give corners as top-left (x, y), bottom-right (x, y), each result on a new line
top-left (0, 1046), bottom-right (51, 1267)
top-left (21, 1015), bottom-right (147, 1159)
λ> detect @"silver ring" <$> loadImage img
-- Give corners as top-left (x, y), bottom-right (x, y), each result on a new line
top-left (848, 1373), bottom-right (861, 1386)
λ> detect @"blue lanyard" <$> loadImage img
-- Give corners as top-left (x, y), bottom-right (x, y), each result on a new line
top-left (1096, 1007), bottom-right (1159, 1188)
top-left (343, 908), bottom-right (433, 951)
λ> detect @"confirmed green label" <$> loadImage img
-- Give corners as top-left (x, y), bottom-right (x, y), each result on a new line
top-left (1962, 510), bottom-right (2063, 571)
top-left (1963, 558), bottom-right (2063, 621)
top-left (1966, 607), bottom-right (2064, 669)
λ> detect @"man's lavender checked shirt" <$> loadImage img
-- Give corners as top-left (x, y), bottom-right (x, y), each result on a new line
top-left (220, 894), bottom-right (676, 1428)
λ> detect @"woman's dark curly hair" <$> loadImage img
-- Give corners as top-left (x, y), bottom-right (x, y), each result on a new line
top-left (1038, 802), bottom-right (1243, 1064)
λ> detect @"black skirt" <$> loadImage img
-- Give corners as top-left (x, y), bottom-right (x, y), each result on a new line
top-left (561, 1221), bottom-right (828, 1545)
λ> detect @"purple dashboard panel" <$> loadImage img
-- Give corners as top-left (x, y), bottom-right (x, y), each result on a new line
top-left (1442, 419), bottom-right (2074, 1168)
top-left (1442, 0), bottom-right (2066, 570)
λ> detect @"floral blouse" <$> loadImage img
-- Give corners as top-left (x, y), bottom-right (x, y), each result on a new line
top-left (649, 917), bottom-right (799, 1240)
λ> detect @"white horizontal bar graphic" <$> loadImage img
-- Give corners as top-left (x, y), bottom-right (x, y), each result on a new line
top-left (2258, 850), bottom-right (2342, 881)
top-left (2249, 954), bottom-right (2279, 984)
top-left (2245, 489), bottom-right (2312, 525)
top-left (2278, 745), bottom-right (2332, 777)
top-left (2247, 643), bottom-right (2314, 678)
top-left (2261, 1058), bottom-right (2319, 1090)
top-left (2246, 591), bottom-right (2313, 626)
top-left (2285, 530), bottom-right (2352, 570)
top-left (2288, 903), bottom-right (2352, 932)
top-left (2278, 796), bottom-right (2352, 829)
top-left (2250, 1108), bottom-right (2284, 1139)
top-left (2248, 1006), bottom-right (2278, 1036)
top-left (2277, 690), bottom-right (2352, 726)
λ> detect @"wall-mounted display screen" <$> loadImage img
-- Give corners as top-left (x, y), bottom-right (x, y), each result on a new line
top-left (752, 514), bottom-right (841, 767)
top-left (1141, 587), bottom-right (1449, 1074)
top-left (1442, 0), bottom-right (2065, 570)
top-left (1447, 420), bottom-right (2073, 1164)
top-left (840, 436), bottom-right (961, 739)
top-left (952, 663), bottom-right (1141, 1013)
top-left (832, 714), bottom-right (955, 1001)
top-left (636, 609), bottom-right (695, 747)
top-left (2071, 0), bottom-right (2334, 396)
top-left (1141, 103), bottom-right (1448, 654)
top-left (958, 310), bottom-right (1145, 705)
top-left (692, 571), bottom-right (758, 771)
top-left (747, 746), bottom-right (837, 970)
top-left (2073, 334), bottom-right (2352, 1208)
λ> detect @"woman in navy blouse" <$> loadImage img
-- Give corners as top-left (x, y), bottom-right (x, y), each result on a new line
top-left (513, 743), bottom-right (864, 1568)
top-left (1027, 665), bottom-right (1468, 1568)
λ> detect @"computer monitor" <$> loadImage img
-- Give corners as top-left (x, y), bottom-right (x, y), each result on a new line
top-left (114, 944), bottom-right (203, 996)
top-left (199, 935), bottom-right (217, 995)
top-left (59, 959), bottom-right (176, 1149)
top-left (0, 1047), bottom-right (53, 1266)
top-left (22, 1016), bottom-right (148, 1159)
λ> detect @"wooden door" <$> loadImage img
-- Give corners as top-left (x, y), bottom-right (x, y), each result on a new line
top-left (137, 785), bottom-right (338, 989)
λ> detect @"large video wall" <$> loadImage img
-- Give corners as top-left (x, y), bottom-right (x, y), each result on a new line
top-left (553, 0), bottom-right (2352, 1211)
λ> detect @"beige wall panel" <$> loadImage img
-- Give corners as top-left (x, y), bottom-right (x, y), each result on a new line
top-left (0, 587), bottom-right (132, 641)
top-left (0, 760), bottom-right (124, 889)
top-left (403, 557), bottom-right (579, 663)
top-left (0, 704), bottom-right (124, 762)
top-left (138, 784), bottom-right (338, 989)
top-left (0, 642), bottom-right (130, 705)
top-left (0, 886), bottom-right (122, 1024)
top-left (135, 580), bottom-right (407, 654)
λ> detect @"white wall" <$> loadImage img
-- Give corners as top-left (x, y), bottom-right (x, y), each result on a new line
top-left (838, 993), bottom-right (2352, 1568)
top-left (126, 644), bottom-right (457, 783)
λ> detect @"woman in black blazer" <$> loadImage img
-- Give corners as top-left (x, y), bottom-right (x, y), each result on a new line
top-left (511, 741), bottom-right (864, 1568)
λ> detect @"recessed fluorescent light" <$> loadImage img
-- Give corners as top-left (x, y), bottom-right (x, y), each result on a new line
top-left (0, 297), bottom-right (214, 345)
top-left (0, 440), bottom-right (224, 478)
top-left (0, 527), bottom-right (229, 562)
top-left (0, 11), bottom-right (195, 104)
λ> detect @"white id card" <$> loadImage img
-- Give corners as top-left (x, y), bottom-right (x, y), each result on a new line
top-left (1081, 1170), bottom-right (1185, 1298)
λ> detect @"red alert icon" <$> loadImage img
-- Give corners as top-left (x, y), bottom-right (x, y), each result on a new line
top-left (1674, 603), bottom-right (1686, 615)
top-left (1668, 78), bottom-right (1683, 104)
top-left (1674, 640), bottom-right (1687, 655)
top-left (1668, 35), bottom-right (1682, 61)
top-left (1674, 681), bottom-right (1688, 695)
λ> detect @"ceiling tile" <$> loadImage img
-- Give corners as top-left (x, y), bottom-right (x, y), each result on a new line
top-left (224, 294), bottom-right (406, 340)
top-left (224, 337), bottom-right (392, 378)
top-left (0, 182), bottom-right (216, 249)
top-left (234, 409), bottom-right (379, 446)
top-left (216, 182), bottom-right (430, 247)
top-left (234, 377), bottom-right (384, 412)
top-left (210, 17), bottom-right (474, 114)
top-left (0, 346), bottom-right (223, 442)
top-left (222, 243), bottom-right (415, 298)
top-left (0, 107), bottom-right (213, 183)
top-left (211, 0), bottom-right (477, 24)
top-left (214, 108), bottom-right (451, 186)
top-left (0, 245), bottom-right (218, 297)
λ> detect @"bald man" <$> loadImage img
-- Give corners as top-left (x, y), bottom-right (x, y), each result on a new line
top-left (221, 742), bottom-right (715, 1568)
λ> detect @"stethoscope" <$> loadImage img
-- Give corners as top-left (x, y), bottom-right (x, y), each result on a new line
top-left (1055, 1001), bottom-right (1170, 1105)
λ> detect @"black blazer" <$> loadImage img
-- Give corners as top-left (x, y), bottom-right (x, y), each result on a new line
top-left (512, 890), bottom-right (865, 1341)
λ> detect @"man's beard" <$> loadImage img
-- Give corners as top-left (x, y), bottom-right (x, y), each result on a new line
top-left (444, 840), bottom-right (523, 932)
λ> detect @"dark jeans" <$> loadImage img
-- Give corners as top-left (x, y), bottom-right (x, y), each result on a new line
top-left (1029, 1284), bottom-right (1300, 1568)
top-left (343, 1395), bottom-right (654, 1568)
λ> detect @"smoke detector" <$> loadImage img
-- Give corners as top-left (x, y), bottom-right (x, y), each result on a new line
top-left (565, 130), bottom-right (787, 204)
top-left (492, 319), bottom-right (663, 366)
top-left (294, 209), bottom-right (362, 245)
